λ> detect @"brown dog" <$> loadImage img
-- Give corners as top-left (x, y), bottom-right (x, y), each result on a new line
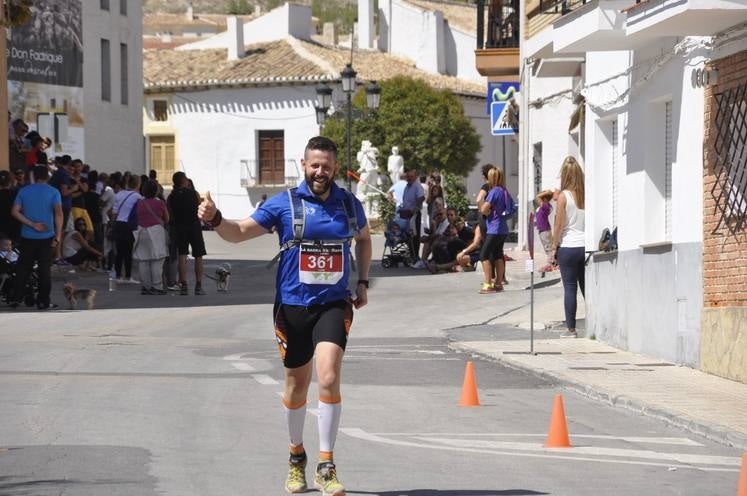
top-left (63, 282), bottom-right (97, 310)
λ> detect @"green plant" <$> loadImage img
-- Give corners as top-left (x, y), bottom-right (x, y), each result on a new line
top-left (375, 193), bottom-right (395, 225)
top-left (227, 0), bottom-right (253, 14)
top-left (3, 0), bottom-right (33, 28)
top-left (443, 172), bottom-right (469, 217)
top-left (322, 76), bottom-right (481, 181)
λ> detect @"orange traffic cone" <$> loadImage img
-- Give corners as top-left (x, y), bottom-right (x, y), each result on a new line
top-left (738, 453), bottom-right (747, 496)
top-left (545, 394), bottom-right (572, 448)
top-left (458, 361), bottom-right (480, 406)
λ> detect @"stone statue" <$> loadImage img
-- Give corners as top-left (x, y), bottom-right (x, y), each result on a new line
top-left (387, 146), bottom-right (405, 185)
top-left (356, 140), bottom-right (380, 217)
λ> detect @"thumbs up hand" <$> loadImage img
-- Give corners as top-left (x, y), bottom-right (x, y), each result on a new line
top-left (199, 191), bottom-right (218, 223)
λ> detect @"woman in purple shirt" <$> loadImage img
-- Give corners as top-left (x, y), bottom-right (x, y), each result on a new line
top-left (478, 168), bottom-right (511, 293)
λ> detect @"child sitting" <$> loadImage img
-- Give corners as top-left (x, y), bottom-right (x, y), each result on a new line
top-left (0, 237), bottom-right (18, 263)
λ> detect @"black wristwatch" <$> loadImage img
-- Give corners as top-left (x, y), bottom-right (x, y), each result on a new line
top-left (357, 280), bottom-right (369, 289)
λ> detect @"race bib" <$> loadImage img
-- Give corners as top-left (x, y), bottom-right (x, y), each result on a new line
top-left (299, 243), bottom-right (344, 285)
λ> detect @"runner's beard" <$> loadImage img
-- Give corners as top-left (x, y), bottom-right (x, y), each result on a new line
top-left (306, 172), bottom-right (332, 196)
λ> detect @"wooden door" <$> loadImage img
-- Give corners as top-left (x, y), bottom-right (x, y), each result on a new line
top-left (258, 130), bottom-right (285, 185)
top-left (150, 135), bottom-right (176, 182)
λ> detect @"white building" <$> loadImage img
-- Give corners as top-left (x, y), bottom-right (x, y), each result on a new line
top-left (519, 0), bottom-right (747, 381)
top-left (143, 3), bottom-right (501, 218)
top-left (84, 0), bottom-right (144, 172)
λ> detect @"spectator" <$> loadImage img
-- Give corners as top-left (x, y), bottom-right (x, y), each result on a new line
top-left (256, 193), bottom-right (268, 209)
top-left (62, 218), bottom-right (103, 271)
top-left (167, 171), bottom-right (206, 295)
top-left (427, 222), bottom-right (468, 274)
top-left (11, 168), bottom-right (26, 190)
top-left (447, 207), bottom-right (473, 244)
top-left (0, 171), bottom-right (20, 242)
top-left (9, 118), bottom-right (28, 173)
top-left (426, 172), bottom-right (444, 217)
top-left (456, 222), bottom-right (484, 271)
top-left (98, 172), bottom-right (116, 270)
top-left (49, 155), bottom-right (73, 236)
top-left (111, 174), bottom-right (142, 283)
top-left (70, 159), bottom-right (92, 234)
top-left (535, 190), bottom-right (556, 272)
top-left (478, 167), bottom-right (511, 294)
top-left (148, 169), bottom-right (165, 199)
top-left (400, 169), bottom-right (425, 264)
top-left (550, 157), bottom-right (586, 338)
top-left (387, 173), bottom-right (407, 209)
top-left (84, 171), bottom-right (103, 247)
top-left (10, 165), bottom-right (63, 310)
top-left (134, 180), bottom-right (169, 295)
top-left (0, 236), bottom-right (18, 263)
top-left (417, 208), bottom-right (449, 265)
top-left (24, 135), bottom-right (49, 170)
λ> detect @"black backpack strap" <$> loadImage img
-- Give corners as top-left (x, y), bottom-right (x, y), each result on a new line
top-left (289, 187), bottom-right (305, 242)
top-left (341, 189), bottom-right (359, 238)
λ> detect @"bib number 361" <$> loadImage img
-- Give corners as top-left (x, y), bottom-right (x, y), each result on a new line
top-left (299, 243), bottom-right (344, 285)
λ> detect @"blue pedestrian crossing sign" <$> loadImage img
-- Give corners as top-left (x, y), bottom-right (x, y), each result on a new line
top-left (491, 101), bottom-right (516, 136)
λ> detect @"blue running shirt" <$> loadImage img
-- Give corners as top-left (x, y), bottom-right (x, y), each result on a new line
top-left (251, 181), bottom-right (367, 307)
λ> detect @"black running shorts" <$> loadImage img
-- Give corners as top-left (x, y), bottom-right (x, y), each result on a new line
top-left (479, 233), bottom-right (507, 263)
top-left (273, 299), bottom-right (353, 368)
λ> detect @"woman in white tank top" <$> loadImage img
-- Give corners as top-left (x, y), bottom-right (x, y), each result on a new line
top-left (551, 157), bottom-right (586, 338)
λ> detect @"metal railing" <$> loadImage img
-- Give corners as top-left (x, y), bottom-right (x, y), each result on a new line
top-left (476, 0), bottom-right (520, 49)
top-left (539, 0), bottom-right (589, 15)
top-left (240, 159), bottom-right (301, 188)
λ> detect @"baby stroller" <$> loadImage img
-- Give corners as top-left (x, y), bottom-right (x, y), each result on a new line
top-left (381, 218), bottom-right (416, 268)
top-left (0, 255), bottom-right (39, 307)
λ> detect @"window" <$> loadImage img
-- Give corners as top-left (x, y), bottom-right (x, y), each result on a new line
top-left (665, 102), bottom-right (673, 241)
top-left (120, 0), bottom-right (127, 15)
top-left (258, 130), bottom-right (285, 185)
top-left (120, 43), bottom-right (128, 105)
top-left (150, 136), bottom-right (176, 181)
top-left (611, 118), bottom-right (619, 228)
top-left (100, 39), bottom-right (111, 102)
top-left (153, 100), bottom-right (168, 121)
top-left (100, 0), bottom-right (109, 10)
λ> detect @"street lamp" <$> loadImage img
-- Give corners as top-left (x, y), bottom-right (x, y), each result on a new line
top-left (314, 82), bottom-right (333, 127)
top-left (315, 67), bottom-right (382, 191)
top-left (341, 64), bottom-right (357, 189)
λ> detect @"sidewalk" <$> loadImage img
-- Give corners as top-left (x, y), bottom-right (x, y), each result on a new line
top-left (449, 251), bottom-right (747, 451)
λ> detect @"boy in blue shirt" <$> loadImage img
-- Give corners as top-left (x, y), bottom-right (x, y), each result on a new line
top-left (198, 137), bottom-right (371, 496)
top-left (10, 166), bottom-right (63, 309)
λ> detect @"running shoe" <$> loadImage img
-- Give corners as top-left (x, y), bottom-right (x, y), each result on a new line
top-left (150, 287), bottom-right (168, 295)
top-left (314, 462), bottom-right (345, 496)
top-left (560, 330), bottom-right (578, 338)
top-left (179, 283), bottom-right (189, 296)
top-left (412, 260), bottom-right (427, 269)
top-left (194, 285), bottom-right (206, 296)
top-left (285, 453), bottom-right (307, 493)
top-left (166, 284), bottom-right (180, 291)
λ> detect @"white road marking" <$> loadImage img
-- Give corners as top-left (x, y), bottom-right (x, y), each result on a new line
top-left (370, 433), bottom-right (703, 447)
top-left (339, 428), bottom-right (739, 472)
top-left (231, 362), bottom-right (255, 371)
top-left (251, 374), bottom-right (279, 385)
top-left (343, 356), bottom-right (458, 361)
top-left (345, 348), bottom-right (446, 355)
top-left (223, 353), bottom-right (250, 361)
top-left (414, 437), bottom-right (737, 467)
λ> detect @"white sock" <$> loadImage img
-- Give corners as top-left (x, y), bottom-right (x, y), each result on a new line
top-left (283, 399), bottom-right (307, 449)
top-left (318, 397), bottom-right (342, 454)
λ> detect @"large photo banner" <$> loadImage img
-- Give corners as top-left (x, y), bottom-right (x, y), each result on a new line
top-left (7, 0), bottom-right (83, 87)
top-left (7, 0), bottom-right (84, 159)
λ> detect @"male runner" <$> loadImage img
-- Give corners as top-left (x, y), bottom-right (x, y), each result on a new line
top-left (198, 136), bottom-right (371, 496)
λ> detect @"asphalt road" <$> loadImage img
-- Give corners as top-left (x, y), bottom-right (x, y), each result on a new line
top-left (0, 232), bottom-right (742, 495)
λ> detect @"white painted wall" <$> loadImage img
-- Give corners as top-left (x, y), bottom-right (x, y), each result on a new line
top-left (381, 0), bottom-right (481, 82)
top-left (83, 0), bottom-right (144, 173)
top-left (154, 85), bottom-right (318, 218)
top-left (178, 4), bottom-right (311, 51)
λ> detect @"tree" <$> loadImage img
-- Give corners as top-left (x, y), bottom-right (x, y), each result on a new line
top-left (227, 0), bottom-right (253, 15)
top-left (322, 76), bottom-right (481, 180)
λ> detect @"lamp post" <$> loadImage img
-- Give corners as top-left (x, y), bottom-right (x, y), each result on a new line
top-left (315, 69), bottom-right (382, 191)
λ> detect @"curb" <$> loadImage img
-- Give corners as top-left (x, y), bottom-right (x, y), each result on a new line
top-left (449, 341), bottom-right (747, 451)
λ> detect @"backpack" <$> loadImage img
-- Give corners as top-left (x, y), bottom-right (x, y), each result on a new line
top-left (127, 197), bottom-right (139, 231)
top-left (502, 188), bottom-right (517, 217)
top-left (266, 187), bottom-right (360, 269)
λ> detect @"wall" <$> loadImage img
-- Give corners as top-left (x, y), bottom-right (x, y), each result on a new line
top-left (159, 85), bottom-right (318, 218)
top-left (177, 4), bottom-right (311, 51)
top-left (584, 38), bottom-right (707, 366)
top-left (701, 48), bottom-right (747, 383)
top-left (444, 26), bottom-right (483, 81)
top-left (83, 0), bottom-right (144, 173)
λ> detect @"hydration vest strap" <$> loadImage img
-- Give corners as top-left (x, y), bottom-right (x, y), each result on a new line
top-left (288, 188), bottom-right (305, 242)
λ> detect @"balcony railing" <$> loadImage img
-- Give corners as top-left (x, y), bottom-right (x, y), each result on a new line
top-left (539, 0), bottom-right (589, 15)
top-left (477, 0), bottom-right (520, 49)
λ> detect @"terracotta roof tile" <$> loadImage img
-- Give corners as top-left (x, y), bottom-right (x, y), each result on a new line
top-left (143, 38), bottom-right (485, 96)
